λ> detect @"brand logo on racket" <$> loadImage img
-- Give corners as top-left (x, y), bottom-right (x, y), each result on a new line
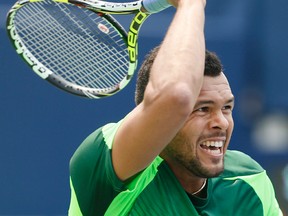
top-left (7, 10), bottom-right (52, 79)
top-left (98, 23), bottom-right (109, 34)
top-left (128, 12), bottom-right (148, 63)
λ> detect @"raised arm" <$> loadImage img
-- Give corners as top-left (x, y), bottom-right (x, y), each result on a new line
top-left (113, 0), bottom-right (206, 180)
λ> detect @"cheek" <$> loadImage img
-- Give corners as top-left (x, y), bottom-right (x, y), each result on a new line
top-left (180, 129), bottom-right (201, 156)
top-left (184, 117), bottom-right (206, 134)
top-left (228, 117), bottom-right (234, 133)
top-left (181, 119), bottom-right (208, 147)
top-left (173, 130), bottom-right (197, 153)
top-left (224, 118), bottom-right (234, 148)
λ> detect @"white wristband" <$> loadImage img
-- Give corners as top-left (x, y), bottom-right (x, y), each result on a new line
top-left (142, 0), bottom-right (171, 14)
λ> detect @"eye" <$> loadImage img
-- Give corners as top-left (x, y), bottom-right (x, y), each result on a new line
top-left (197, 107), bottom-right (209, 112)
top-left (222, 105), bottom-right (231, 110)
top-left (222, 105), bottom-right (233, 112)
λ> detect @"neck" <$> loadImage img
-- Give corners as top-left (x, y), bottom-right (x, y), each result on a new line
top-left (161, 155), bottom-right (208, 197)
top-left (179, 173), bottom-right (208, 198)
top-left (189, 178), bottom-right (207, 197)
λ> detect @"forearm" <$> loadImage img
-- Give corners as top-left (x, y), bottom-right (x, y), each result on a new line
top-left (146, 0), bottom-right (206, 109)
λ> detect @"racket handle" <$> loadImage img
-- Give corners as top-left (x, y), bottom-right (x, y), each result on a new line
top-left (142, 0), bottom-right (171, 13)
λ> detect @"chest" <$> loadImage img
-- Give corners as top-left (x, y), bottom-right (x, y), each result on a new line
top-left (128, 169), bottom-right (263, 216)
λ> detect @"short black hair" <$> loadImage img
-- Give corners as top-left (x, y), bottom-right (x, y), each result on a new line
top-left (135, 45), bottom-right (223, 105)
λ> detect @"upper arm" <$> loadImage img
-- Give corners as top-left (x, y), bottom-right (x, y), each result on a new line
top-left (112, 83), bottom-right (194, 180)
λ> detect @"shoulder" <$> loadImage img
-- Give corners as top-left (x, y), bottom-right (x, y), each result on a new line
top-left (220, 150), bottom-right (282, 215)
top-left (73, 120), bottom-right (124, 157)
top-left (69, 122), bottom-right (126, 215)
top-left (70, 120), bottom-right (124, 176)
top-left (222, 150), bottom-right (264, 178)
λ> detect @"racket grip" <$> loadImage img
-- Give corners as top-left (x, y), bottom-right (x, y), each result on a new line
top-left (142, 0), bottom-right (171, 13)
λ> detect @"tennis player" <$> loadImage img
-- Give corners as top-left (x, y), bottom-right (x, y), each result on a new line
top-left (68, 0), bottom-right (282, 215)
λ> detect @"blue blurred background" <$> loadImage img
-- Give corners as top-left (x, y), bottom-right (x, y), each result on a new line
top-left (1, 0), bottom-right (288, 214)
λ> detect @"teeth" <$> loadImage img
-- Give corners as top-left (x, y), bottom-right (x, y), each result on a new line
top-left (206, 148), bottom-right (221, 155)
top-left (202, 141), bottom-right (224, 148)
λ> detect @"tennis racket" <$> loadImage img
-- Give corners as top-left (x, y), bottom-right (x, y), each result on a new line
top-left (6, 0), bottom-right (170, 98)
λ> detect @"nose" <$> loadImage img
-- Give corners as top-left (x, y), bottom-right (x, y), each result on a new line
top-left (209, 111), bottom-right (229, 130)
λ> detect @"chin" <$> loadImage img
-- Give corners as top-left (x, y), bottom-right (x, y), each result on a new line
top-left (187, 159), bottom-right (224, 178)
top-left (206, 164), bottom-right (224, 178)
top-left (198, 161), bottom-right (225, 178)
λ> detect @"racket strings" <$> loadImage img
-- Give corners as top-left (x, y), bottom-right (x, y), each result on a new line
top-left (41, 4), bottom-right (126, 88)
top-left (31, 5), bottom-right (125, 88)
top-left (14, 0), bottom-right (130, 91)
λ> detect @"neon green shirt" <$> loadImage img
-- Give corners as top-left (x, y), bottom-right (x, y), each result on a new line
top-left (69, 121), bottom-right (282, 216)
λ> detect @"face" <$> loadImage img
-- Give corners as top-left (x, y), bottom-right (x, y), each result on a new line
top-left (163, 73), bottom-right (234, 178)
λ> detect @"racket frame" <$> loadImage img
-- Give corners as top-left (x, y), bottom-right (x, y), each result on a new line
top-left (6, 0), bottom-right (149, 98)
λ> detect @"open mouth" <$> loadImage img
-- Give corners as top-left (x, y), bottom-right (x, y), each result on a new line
top-left (200, 141), bottom-right (224, 156)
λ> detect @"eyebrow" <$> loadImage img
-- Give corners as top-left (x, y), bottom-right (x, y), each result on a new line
top-left (195, 97), bottom-right (235, 107)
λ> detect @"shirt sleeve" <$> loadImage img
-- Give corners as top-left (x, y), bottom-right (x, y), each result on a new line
top-left (262, 173), bottom-right (283, 216)
top-left (69, 121), bottom-right (125, 216)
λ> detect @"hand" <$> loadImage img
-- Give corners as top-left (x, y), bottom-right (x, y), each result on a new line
top-left (168, 0), bottom-right (206, 8)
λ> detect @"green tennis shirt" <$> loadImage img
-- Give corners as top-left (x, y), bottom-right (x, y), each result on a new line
top-left (69, 121), bottom-right (282, 216)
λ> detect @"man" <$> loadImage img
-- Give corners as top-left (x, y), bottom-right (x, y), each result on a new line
top-left (68, 0), bottom-right (282, 215)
